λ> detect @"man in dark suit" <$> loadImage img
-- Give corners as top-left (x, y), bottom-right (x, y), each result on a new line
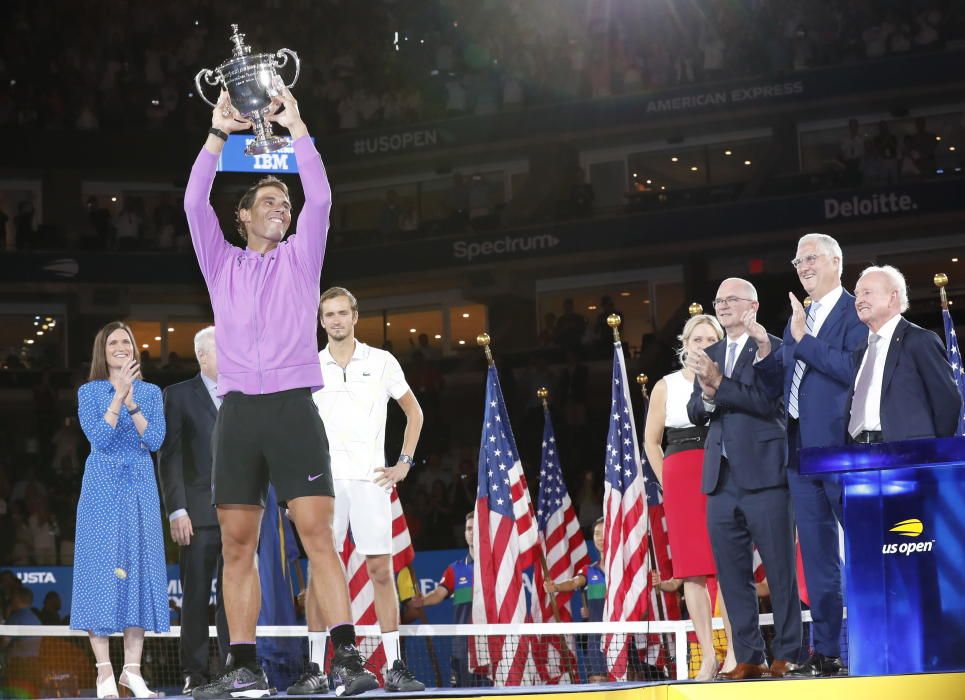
top-left (158, 326), bottom-right (229, 693)
top-left (849, 266), bottom-right (962, 442)
top-left (687, 278), bottom-right (802, 680)
top-left (753, 233), bottom-right (866, 677)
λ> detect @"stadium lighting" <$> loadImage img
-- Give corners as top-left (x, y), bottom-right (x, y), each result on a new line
top-left (690, 166), bottom-right (698, 171)
top-left (37, 331), bottom-right (43, 336)
top-left (26, 340), bottom-right (34, 345)
top-left (671, 156), bottom-right (679, 162)
top-left (744, 160), bottom-right (752, 166)
top-left (724, 150), bottom-right (732, 155)
top-left (952, 258), bottom-right (959, 263)
top-left (949, 146), bottom-right (956, 152)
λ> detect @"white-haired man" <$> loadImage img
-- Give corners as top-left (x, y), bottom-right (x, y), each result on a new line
top-left (849, 265), bottom-right (961, 442)
top-left (158, 327), bottom-right (229, 693)
top-left (751, 233), bottom-right (866, 677)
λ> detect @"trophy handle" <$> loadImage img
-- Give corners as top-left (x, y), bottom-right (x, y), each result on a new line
top-left (193, 68), bottom-right (223, 108)
top-left (274, 49), bottom-right (301, 89)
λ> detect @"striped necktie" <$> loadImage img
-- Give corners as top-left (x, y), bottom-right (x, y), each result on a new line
top-left (788, 302), bottom-right (819, 419)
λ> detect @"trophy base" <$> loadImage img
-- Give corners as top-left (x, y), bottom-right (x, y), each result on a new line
top-left (245, 136), bottom-right (290, 156)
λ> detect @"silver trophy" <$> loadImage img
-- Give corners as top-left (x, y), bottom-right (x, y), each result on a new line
top-left (194, 24), bottom-right (300, 156)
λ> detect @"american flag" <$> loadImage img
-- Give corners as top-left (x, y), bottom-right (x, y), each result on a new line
top-left (340, 489), bottom-right (415, 679)
top-left (472, 365), bottom-right (539, 686)
top-left (602, 343), bottom-right (650, 680)
top-left (942, 307), bottom-right (965, 436)
top-left (531, 405), bottom-right (588, 683)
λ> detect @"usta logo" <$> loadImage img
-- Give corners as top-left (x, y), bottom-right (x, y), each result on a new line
top-left (17, 571), bottom-right (57, 584)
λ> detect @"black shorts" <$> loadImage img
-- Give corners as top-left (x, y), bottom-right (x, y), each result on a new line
top-left (212, 388), bottom-right (334, 507)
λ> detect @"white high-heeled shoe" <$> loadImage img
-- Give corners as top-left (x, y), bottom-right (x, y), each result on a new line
top-left (96, 661), bottom-right (118, 699)
top-left (118, 663), bottom-right (156, 698)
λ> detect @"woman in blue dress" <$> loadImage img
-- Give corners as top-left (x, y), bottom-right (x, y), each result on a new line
top-left (71, 322), bottom-right (168, 698)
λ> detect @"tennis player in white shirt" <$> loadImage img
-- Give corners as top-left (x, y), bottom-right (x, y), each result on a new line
top-left (290, 286), bottom-right (425, 695)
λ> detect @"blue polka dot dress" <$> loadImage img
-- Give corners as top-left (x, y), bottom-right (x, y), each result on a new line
top-left (70, 380), bottom-right (170, 636)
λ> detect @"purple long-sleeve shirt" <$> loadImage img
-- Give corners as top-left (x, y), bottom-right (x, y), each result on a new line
top-left (183, 136), bottom-right (331, 397)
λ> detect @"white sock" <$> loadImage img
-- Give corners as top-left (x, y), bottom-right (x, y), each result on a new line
top-left (383, 630), bottom-right (401, 667)
top-left (309, 630), bottom-right (328, 668)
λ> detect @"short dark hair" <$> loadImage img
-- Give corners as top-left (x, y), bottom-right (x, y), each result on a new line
top-left (465, 511), bottom-right (475, 522)
top-left (593, 516), bottom-right (605, 528)
top-left (235, 176), bottom-right (290, 242)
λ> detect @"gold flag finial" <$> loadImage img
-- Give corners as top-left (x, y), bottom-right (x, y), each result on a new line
top-left (477, 332), bottom-right (494, 365)
top-left (636, 373), bottom-right (650, 401)
top-left (537, 386), bottom-right (550, 410)
top-left (607, 313), bottom-right (622, 343)
top-left (935, 273), bottom-right (949, 309)
top-left (688, 302), bottom-right (703, 317)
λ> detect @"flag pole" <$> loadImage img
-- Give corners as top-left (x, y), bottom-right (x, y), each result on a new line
top-left (935, 272), bottom-right (949, 309)
top-left (536, 388), bottom-right (566, 625)
top-left (537, 386), bottom-right (579, 681)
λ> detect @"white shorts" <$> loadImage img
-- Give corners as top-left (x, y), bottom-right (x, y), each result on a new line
top-left (333, 479), bottom-right (392, 556)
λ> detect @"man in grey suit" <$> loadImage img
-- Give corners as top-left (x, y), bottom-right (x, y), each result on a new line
top-left (687, 278), bottom-right (802, 680)
top-left (159, 327), bottom-right (229, 693)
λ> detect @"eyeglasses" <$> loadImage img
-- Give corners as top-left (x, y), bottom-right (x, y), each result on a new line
top-left (791, 252), bottom-right (826, 269)
top-left (712, 296), bottom-right (754, 307)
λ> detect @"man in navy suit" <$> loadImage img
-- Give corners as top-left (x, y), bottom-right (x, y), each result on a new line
top-left (849, 265), bottom-right (962, 443)
top-left (687, 278), bottom-right (802, 680)
top-left (158, 327), bottom-right (229, 693)
top-left (753, 233), bottom-right (866, 677)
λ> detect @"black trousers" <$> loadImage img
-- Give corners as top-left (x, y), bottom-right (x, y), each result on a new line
top-left (179, 525), bottom-right (229, 677)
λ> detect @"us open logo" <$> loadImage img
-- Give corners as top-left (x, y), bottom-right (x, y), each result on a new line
top-left (882, 518), bottom-right (935, 555)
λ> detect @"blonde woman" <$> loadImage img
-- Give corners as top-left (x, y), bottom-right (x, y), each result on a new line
top-left (644, 314), bottom-right (735, 681)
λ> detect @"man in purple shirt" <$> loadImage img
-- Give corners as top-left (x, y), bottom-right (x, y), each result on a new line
top-left (184, 84), bottom-right (377, 699)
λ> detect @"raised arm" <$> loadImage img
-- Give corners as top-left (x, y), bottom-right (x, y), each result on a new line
top-left (266, 82), bottom-right (331, 280)
top-left (183, 91), bottom-right (251, 285)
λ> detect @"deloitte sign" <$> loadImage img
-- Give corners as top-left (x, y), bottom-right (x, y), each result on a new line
top-left (823, 192), bottom-right (917, 220)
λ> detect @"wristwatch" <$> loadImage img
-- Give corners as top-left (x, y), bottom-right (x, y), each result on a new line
top-left (399, 454), bottom-right (414, 466)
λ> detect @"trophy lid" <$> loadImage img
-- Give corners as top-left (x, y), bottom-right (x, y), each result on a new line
top-left (229, 24), bottom-right (252, 58)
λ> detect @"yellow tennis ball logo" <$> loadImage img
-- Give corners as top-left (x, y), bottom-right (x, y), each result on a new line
top-left (889, 519), bottom-right (923, 537)
top-left (114, 567), bottom-right (128, 579)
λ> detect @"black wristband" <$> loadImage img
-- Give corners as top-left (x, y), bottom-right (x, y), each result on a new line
top-left (127, 405), bottom-right (142, 416)
top-left (208, 127), bottom-right (228, 142)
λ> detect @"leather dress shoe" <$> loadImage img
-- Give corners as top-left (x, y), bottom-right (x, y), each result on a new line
top-left (787, 653), bottom-right (844, 677)
top-left (717, 662), bottom-right (768, 680)
top-left (768, 659), bottom-right (801, 678)
top-left (182, 674), bottom-right (209, 694)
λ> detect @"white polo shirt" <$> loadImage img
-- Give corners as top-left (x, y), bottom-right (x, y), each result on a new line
top-left (313, 341), bottom-right (410, 481)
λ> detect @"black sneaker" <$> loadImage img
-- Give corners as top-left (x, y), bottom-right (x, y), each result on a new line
top-left (192, 665), bottom-right (272, 699)
top-left (384, 660), bottom-right (425, 692)
top-left (330, 644), bottom-right (379, 697)
top-left (287, 662), bottom-right (329, 695)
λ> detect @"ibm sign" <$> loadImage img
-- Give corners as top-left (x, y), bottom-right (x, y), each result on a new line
top-left (217, 135), bottom-right (314, 174)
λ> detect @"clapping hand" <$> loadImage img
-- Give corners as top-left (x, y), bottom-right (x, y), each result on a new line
top-left (788, 293), bottom-right (807, 342)
top-left (741, 309), bottom-right (771, 358)
top-left (686, 348), bottom-right (722, 398)
top-left (111, 359), bottom-right (139, 403)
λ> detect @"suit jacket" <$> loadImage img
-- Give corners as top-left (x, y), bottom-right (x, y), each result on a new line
top-left (688, 334), bottom-right (787, 494)
top-left (757, 290), bottom-right (867, 448)
top-left (848, 317), bottom-right (962, 442)
top-left (158, 374), bottom-right (219, 527)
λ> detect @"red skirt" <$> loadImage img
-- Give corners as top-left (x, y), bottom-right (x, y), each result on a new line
top-left (663, 447), bottom-right (716, 579)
